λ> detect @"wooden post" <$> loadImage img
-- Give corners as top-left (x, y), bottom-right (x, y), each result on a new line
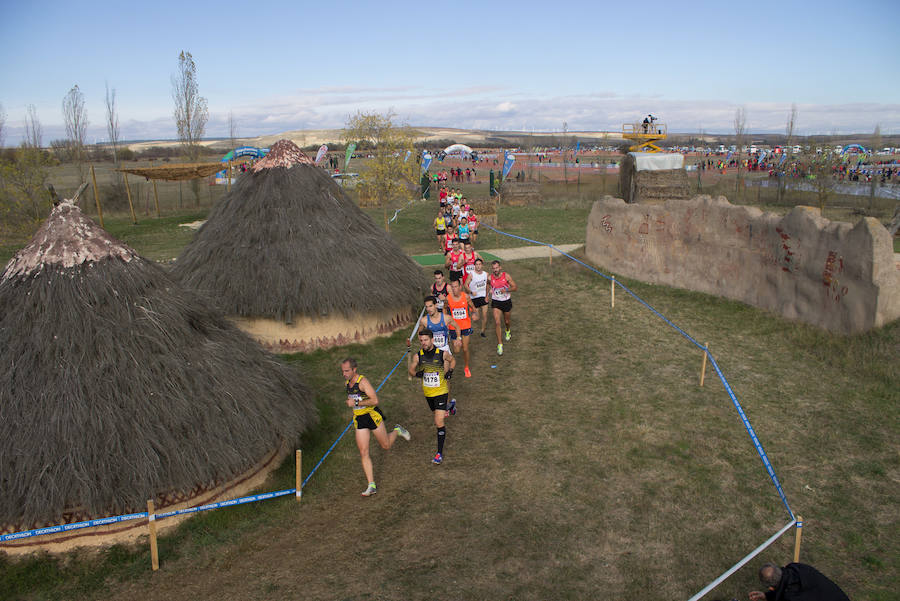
top-left (152, 180), bottom-right (160, 218)
top-left (610, 276), bottom-right (615, 308)
top-left (295, 450), bottom-right (303, 503)
top-left (123, 173), bottom-right (137, 224)
top-left (147, 499), bottom-right (159, 571)
top-left (549, 245), bottom-right (553, 266)
top-left (227, 161), bottom-right (233, 192)
top-left (793, 515), bottom-right (803, 562)
top-left (700, 342), bottom-right (709, 387)
top-left (90, 165), bottom-right (104, 228)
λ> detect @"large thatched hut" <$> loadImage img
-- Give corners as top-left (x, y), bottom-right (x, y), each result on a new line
top-left (0, 201), bottom-right (316, 552)
top-left (172, 139), bottom-right (426, 352)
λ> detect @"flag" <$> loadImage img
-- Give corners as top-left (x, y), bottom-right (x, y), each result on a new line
top-left (502, 151), bottom-right (516, 179)
top-left (404, 150), bottom-right (412, 163)
top-left (315, 145), bottom-right (328, 165)
top-left (422, 151), bottom-right (433, 172)
top-left (344, 143), bottom-right (356, 170)
top-left (575, 141), bottom-right (580, 155)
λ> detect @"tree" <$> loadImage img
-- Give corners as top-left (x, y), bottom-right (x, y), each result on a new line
top-left (1, 105), bottom-right (53, 230)
top-left (105, 82), bottom-right (120, 164)
top-left (227, 110), bottom-right (238, 154)
top-left (171, 50), bottom-right (208, 162)
top-left (0, 102), bottom-right (6, 149)
top-left (808, 148), bottom-right (840, 212)
top-left (778, 104), bottom-right (798, 203)
top-left (24, 104), bottom-right (42, 149)
top-left (733, 107), bottom-right (747, 199)
top-left (869, 124), bottom-right (882, 211)
top-left (343, 110), bottom-right (417, 231)
top-left (62, 84), bottom-right (89, 178)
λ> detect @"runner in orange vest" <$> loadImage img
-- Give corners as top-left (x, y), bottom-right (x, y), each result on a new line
top-left (444, 277), bottom-right (478, 378)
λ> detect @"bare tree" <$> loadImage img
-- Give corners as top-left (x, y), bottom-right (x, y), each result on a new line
top-left (62, 84), bottom-right (89, 177)
top-left (171, 50), bottom-right (208, 162)
top-left (227, 110), bottom-right (238, 154)
top-left (868, 124), bottom-right (882, 211)
top-left (105, 82), bottom-right (120, 164)
top-left (733, 107), bottom-right (747, 199)
top-left (778, 103), bottom-right (798, 203)
top-left (24, 104), bottom-right (42, 149)
top-left (0, 102), bottom-right (6, 149)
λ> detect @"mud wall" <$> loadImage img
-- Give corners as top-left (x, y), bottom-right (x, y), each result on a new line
top-left (585, 195), bottom-right (900, 334)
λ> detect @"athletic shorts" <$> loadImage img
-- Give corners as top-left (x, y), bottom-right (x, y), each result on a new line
top-left (426, 393), bottom-right (449, 412)
top-left (353, 406), bottom-right (385, 430)
top-left (491, 298), bottom-right (513, 313)
top-left (472, 296), bottom-right (487, 308)
top-left (449, 270), bottom-right (463, 282)
top-left (436, 229), bottom-right (445, 236)
top-left (449, 328), bottom-right (473, 339)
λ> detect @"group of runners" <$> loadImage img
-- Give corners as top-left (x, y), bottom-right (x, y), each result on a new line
top-left (342, 184), bottom-right (518, 495)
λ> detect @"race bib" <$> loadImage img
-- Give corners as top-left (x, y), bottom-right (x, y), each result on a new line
top-left (466, 264), bottom-right (475, 274)
top-left (452, 307), bottom-right (467, 320)
top-left (433, 332), bottom-right (446, 347)
top-left (423, 372), bottom-right (440, 387)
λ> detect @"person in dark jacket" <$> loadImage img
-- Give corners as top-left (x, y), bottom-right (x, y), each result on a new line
top-left (749, 562), bottom-right (850, 601)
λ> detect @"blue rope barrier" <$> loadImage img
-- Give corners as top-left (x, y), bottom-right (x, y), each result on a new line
top-left (481, 223), bottom-right (794, 519)
top-left (2, 349), bottom-right (413, 543)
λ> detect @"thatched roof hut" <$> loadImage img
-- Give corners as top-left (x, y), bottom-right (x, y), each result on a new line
top-left (619, 152), bottom-right (691, 204)
top-left (172, 139), bottom-right (426, 352)
top-left (0, 201), bottom-right (316, 552)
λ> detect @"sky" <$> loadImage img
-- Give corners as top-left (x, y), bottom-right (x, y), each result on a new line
top-left (1, 0), bottom-right (899, 145)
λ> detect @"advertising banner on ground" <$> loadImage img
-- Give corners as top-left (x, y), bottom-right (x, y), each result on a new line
top-left (315, 145), bottom-right (328, 165)
top-left (344, 143), bottom-right (356, 170)
top-left (422, 151), bottom-right (433, 172)
top-left (502, 151), bottom-right (516, 179)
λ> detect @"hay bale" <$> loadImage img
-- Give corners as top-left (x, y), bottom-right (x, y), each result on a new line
top-left (619, 152), bottom-right (691, 204)
top-left (500, 182), bottom-right (541, 206)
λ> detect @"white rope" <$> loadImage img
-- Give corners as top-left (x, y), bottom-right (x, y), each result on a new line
top-left (687, 519), bottom-right (797, 601)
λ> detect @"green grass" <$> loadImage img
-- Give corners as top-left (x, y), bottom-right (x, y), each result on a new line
top-left (1, 172), bottom-right (897, 601)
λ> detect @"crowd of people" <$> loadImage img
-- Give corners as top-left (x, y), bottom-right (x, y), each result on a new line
top-left (343, 181), bottom-right (518, 493)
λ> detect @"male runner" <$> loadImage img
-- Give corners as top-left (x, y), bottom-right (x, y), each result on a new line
top-left (461, 241), bottom-right (483, 288)
top-left (488, 260), bottom-right (517, 356)
top-left (445, 276), bottom-right (478, 377)
top-left (408, 329), bottom-right (455, 464)
top-left (434, 209), bottom-right (447, 251)
top-left (445, 238), bottom-right (464, 283)
top-left (341, 358), bottom-right (410, 496)
top-left (408, 296), bottom-right (460, 414)
top-left (431, 270), bottom-right (449, 312)
top-left (467, 258), bottom-right (490, 337)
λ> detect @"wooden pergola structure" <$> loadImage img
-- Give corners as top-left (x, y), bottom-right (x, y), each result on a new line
top-left (114, 161), bottom-right (231, 222)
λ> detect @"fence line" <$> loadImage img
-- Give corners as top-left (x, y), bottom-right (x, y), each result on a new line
top-left (480, 223), bottom-right (793, 519)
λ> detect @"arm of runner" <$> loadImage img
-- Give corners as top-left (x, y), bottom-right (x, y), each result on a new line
top-left (357, 376), bottom-right (379, 406)
top-left (447, 315), bottom-right (461, 338)
top-left (444, 350), bottom-right (456, 373)
top-left (506, 274), bottom-right (518, 292)
top-left (408, 353), bottom-right (421, 378)
top-left (468, 298), bottom-right (478, 321)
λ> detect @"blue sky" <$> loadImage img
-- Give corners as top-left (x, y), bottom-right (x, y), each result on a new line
top-left (1, 0), bottom-right (898, 144)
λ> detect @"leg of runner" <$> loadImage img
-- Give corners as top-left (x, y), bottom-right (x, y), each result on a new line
top-left (355, 428), bottom-right (376, 494)
top-left (493, 307), bottom-right (504, 355)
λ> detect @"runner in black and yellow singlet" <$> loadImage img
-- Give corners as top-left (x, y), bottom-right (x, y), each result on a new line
top-left (408, 329), bottom-right (456, 465)
top-left (341, 357), bottom-right (410, 496)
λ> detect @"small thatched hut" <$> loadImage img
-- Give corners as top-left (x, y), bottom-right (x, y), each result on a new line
top-left (619, 152), bottom-right (691, 204)
top-left (0, 201), bottom-right (316, 552)
top-left (172, 139), bottom-right (426, 352)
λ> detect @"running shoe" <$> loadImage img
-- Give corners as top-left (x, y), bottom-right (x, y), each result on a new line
top-left (394, 424), bottom-right (410, 441)
top-left (480, 331), bottom-right (486, 338)
top-left (505, 329), bottom-right (511, 341)
top-left (448, 398), bottom-right (457, 416)
top-left (361, 483), bottom-right (377, 497)
top-left (432, 453), bottom-right (443, 465)
top-left (497, 343), bottom-right (503, 355)
top-left (464, 366), bottom-right (472, 378)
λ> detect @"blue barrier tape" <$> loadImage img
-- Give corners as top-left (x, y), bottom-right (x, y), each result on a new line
top-left (1, 512), bottom-right (149, 542)
top-left (3, 349), bottom-right (413, 543)
top-left (481, 223), bottom-right (794, 519)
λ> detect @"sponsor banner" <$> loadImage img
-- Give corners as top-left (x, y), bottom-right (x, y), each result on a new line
top-left (315, 145), bottom-right (328, 165)
top-left (345, 143), bottom-right (357, 170)
top-left (502, 151), bottom-right (516, 179)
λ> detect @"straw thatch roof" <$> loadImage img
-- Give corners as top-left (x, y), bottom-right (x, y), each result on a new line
top-left (0, 202), bottom-right (317, 530)
top-left (118, 162), bottom-right (224, 181)
top-left (172, 139), bottom-right (426, 324)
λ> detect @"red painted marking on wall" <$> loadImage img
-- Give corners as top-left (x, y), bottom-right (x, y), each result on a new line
top-left (600, 215), bottom-right (613, 233)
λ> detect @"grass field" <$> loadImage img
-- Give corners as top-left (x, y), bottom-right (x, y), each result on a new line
top-left (1, 166), bottom-right (898, 601)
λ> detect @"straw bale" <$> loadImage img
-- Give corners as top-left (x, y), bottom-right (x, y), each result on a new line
top-left (0, 202), bottom-right (317, 530)
top-left (618, 153), bottom-right (691, 204)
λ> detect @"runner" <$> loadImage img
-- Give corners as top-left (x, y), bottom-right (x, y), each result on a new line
top-left (408, 329), bottom-right (455, 465)
top-left (445, 276), bottom-right (478, 377)
top-left (341, 357), bottom-right (410, 496)
top-left (467, 258), bottom-right (490, 337)
top-left (461, 241), bottom-right (483, 288)
top-left (457, 217), bottom-right (471, 245)
top-left (468, 209), bottom-right (478, 243)
top-left (434, 209), bottom-right (447, 251)
top-left (488, 260), bottom-right (518, 356)
top-left (408, 296), bottom-right (460, 415)
top-left (445, 238), bottom-right (464, 282)
top-left (443, 227), bottom-right (456, 255)
top-left (431, 270), bottom-right (449, 312)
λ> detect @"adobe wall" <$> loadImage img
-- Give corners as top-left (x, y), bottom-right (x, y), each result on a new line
top-left (585, 195), bottom-right (900, 334)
